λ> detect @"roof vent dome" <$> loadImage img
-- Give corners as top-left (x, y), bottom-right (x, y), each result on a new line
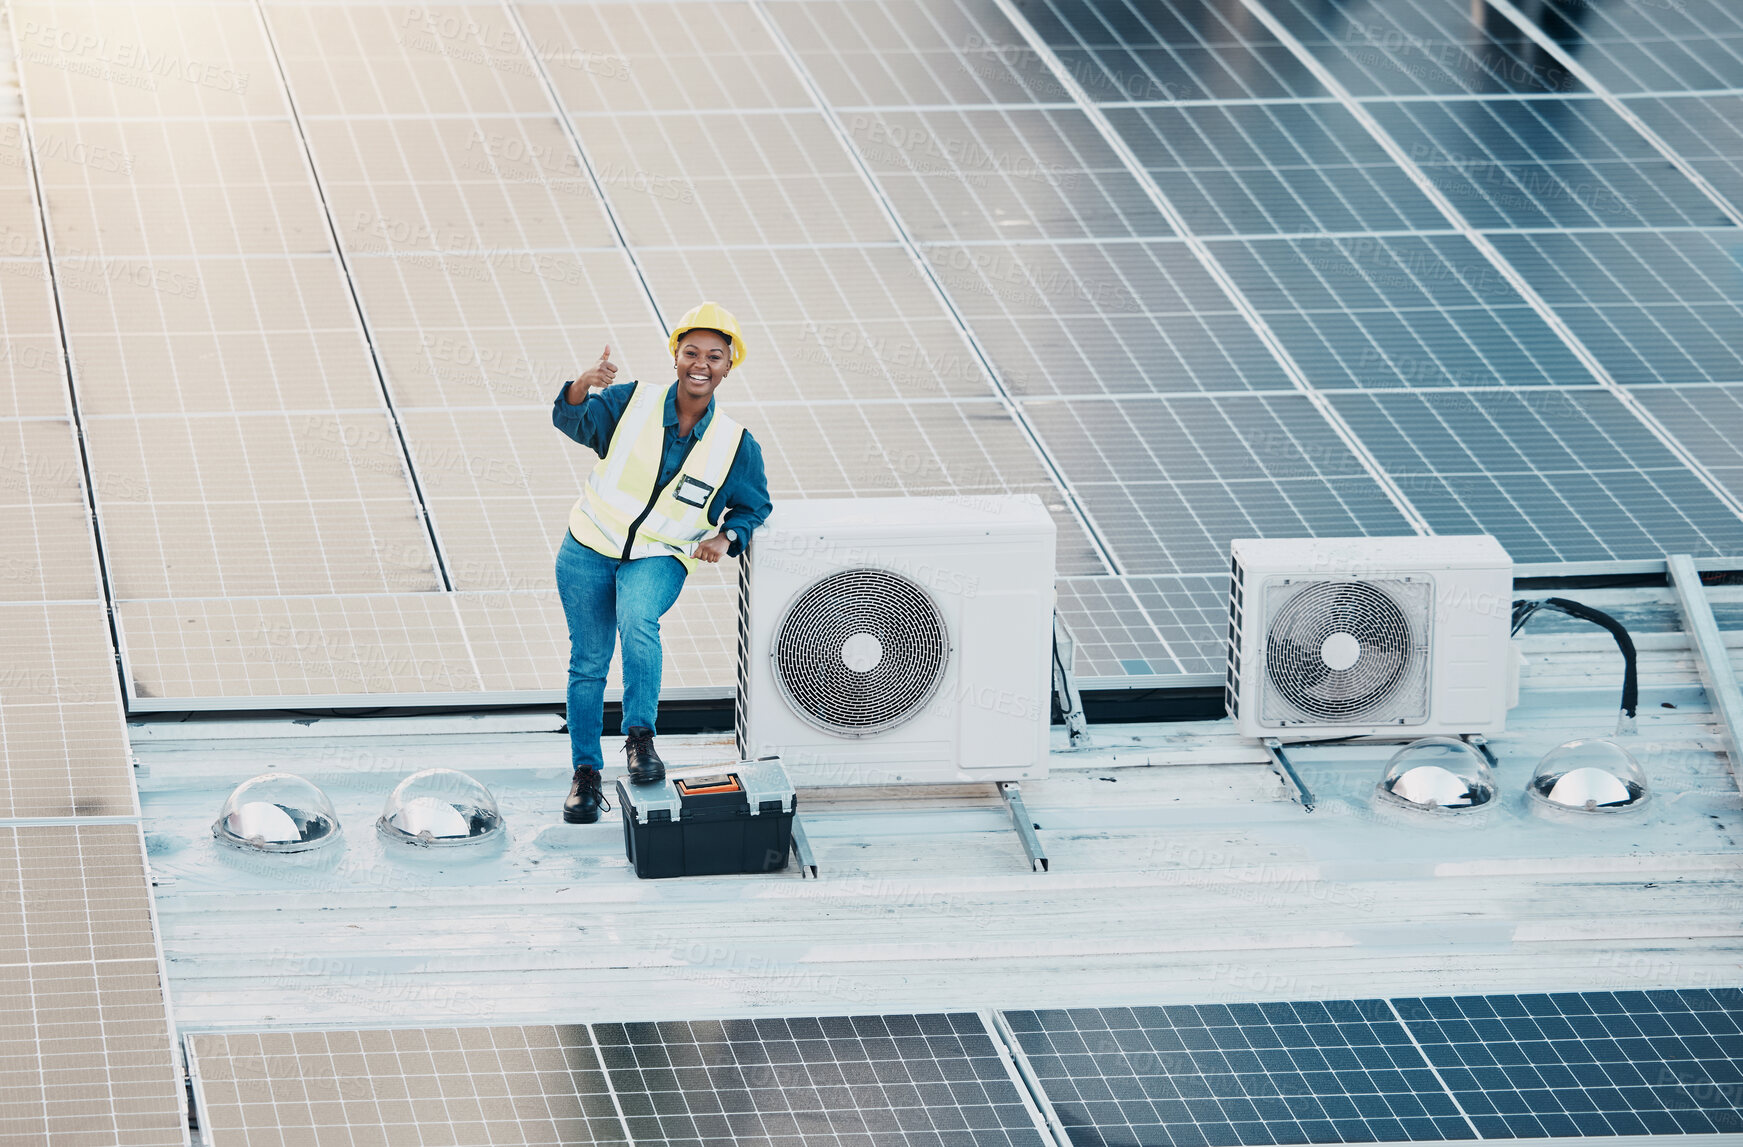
top-left (213, 773), bottom-right (341, 853)
top-left (1375, 736), bottom-right (1494, 813)
top-left (1529, 739), bottom-right (1648, 813)
top-left (377, 768), bottom-right (504, 847)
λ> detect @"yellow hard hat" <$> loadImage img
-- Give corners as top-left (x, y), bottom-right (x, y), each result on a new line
top-left (669, 301), bottom-right (747, 368)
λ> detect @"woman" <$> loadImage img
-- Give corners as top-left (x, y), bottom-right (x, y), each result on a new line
top-left (550, 302), bottom-right (772, 823)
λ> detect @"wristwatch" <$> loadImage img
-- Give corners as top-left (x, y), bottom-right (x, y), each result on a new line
top-left (723, 528), bottom-right (739, 545)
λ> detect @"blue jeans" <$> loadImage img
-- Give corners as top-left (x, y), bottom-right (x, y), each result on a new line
top-left (555, 532), bottom-right (687, 771)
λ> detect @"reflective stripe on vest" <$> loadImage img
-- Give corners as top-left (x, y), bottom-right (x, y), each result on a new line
top-left (568, 380), bottom-right (744, 573)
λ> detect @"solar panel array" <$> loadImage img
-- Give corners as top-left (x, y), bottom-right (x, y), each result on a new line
top-left (186, 996), bottom-right (1743, 1145)
top-left (1010, 989), bottom-right (1743, 1145)
top-left (4, 0), bottom-right (1741, 697)
top-left (186, 1013), bottom-right (1055, 1146)
top-left (0, 38), bottom-right (187, 1136)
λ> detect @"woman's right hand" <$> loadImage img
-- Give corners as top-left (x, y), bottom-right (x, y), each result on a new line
top-left (567, 345), bottom-right (616, 403)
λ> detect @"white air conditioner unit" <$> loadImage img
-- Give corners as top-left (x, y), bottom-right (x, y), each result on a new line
top-left (736, 496), bottom-right (1055, 785)
top-left (1226, 535), bottom-right (1512, 741)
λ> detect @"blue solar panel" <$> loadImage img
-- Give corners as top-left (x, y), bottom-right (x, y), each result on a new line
top-left (1006, 1002), bottom-right (1476, 1145)
top-left (595, 1013), bottom-right (1053, 1146)
top-left (1005, 989), bottom-right (1743, 1145)
top-left (1397, 990), bottom-right (1743, 1139)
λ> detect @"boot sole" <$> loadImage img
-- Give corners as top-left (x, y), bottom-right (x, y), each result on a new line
top-left (562, 808), bottom-right (601, 824)
top-left (627, 769), bottom-right (665, 785)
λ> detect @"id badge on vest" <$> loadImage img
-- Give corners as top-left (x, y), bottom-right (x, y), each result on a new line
top-left (673, 474), bottom-right (715, 509)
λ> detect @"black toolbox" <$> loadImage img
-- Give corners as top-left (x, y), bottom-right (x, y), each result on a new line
top-left (616, 758), bottom-right (796, 879)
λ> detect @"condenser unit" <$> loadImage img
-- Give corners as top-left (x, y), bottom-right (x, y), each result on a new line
top-left (1226, 536), bottom-right (1512, 741)
top-left (736, 496), bottom-right (1055, 785)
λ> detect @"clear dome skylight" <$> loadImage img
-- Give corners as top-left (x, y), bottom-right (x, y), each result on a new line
top-left (377, 768), bottom-right (504, 847)
top-left (212, 773), bottom-right (341, 853)
top-left (1375, 736), bottom-right (1495, 812)
top-left (1529, 739), bottom-right (1649, 813)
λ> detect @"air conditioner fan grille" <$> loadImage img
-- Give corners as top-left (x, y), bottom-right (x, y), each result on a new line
top-left (1266, 580), bottom-right (1417, 722)
top-left (773, 567), bottom-right (948, 736)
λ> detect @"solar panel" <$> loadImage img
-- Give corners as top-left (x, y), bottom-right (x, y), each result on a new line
top-left (1056, 575), bottom-right (1184, 679)
top-left (1211, 233), bottom-right (1590, 392)
top-left (13, 1), bottom-right (285, 119)
top-left (1012, 0), bottom-right (1327, 102)
top-left (844, 107), bottom-right (1173, 241)
top-left (1125, 572), bottom-right (1233, 676)
top-left (594, 1012), bottom-right (1053, 1146)
top-left (187, 1024), bottom-right (627, 1146)
top-left (1396, 989), bottom-right (1743, 1139)
top-left (634, 245), bottom-right (1010, 403)
top-left (1056, 573), bottom-right (1229, 680)
top-left (1490, 230), bottom-right (1743, 389)
top-left (266, 2), bottom-right (557, 117)
top-left (1626, 94), bottom-right (1743, 215)
top-left (766, 0), bottom-right (1077, 107)
top-left (1366, 97), bottom-right (1732, 231)
top-left (1260, 0), bottom-right (1590, 98)
top-left (1007, 1001), bottom-right (1476, 1146)
top-left (1109, 103), bottom-right (1446, 236)
top-left (0, 824), bottom-right (184, 1145)
top-left (6, 0), bottom-right (1741, 715)
top-left (0, 601), bottom-right (133, 818)
top-left (1326, 388), bottom-right (1743, 562)
top-left (923, 239), bottom-right (1296, 399)
top-left (1631, 384), bottom-right (1743, 505)
top-left (521, 1), bottom-right (812, 114)
top-left (1006, 991), bottom-right (1743, 1146)
top-left (1021, 393), bottom-right (1414, 574)
top-left (1528, 0), bottom-right (1743, 95)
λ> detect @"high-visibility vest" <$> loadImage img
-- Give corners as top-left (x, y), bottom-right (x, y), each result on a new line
top-left (568, 380), bottom-right (744, 574)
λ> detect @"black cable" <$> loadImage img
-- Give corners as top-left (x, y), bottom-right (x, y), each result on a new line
top-left (1511, 596), bottom-right (1638, 720)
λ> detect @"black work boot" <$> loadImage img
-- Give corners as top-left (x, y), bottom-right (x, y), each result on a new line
top-left (563, 768), bottom-right (609, 824)
top-left (624, 726), bottom-right (665, 785)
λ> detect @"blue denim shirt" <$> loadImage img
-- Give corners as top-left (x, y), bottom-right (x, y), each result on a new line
top-left (552, 379), bottom-right (772, 557)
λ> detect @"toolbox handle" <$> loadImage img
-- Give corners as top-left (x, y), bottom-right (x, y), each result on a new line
top-left (676, 773), bottom-right (742, 796)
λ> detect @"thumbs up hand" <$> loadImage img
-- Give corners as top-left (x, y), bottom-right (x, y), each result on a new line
top-left (568, 345), bottom-right (618, 403)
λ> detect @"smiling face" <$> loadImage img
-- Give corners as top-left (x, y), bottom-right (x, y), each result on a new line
top-left (674, 328), bottom-right (732, 402)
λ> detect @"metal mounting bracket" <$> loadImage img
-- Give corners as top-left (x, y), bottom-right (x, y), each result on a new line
top-left (998, 782), bottom-right (1049, 871)
top-left (1668, 553), bottom-right (1743, 786)
top-left (1262, 738), bottom-right (1316, 811)
top-left (789, 814), bottom-right (817, 878)
top-left (1462, 732), bottom-right (1500, 773)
